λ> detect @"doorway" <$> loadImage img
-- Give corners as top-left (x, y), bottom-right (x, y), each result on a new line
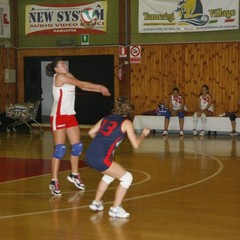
top-left (24, 55), bottom-right (114, 124)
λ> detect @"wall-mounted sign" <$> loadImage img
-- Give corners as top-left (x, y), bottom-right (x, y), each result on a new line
top-left (130, 45), bottom-right (141, 64)
top-left (25, 1), bottom-right (107, 36)
top-left (81, 34), bottom-right (89, 45)
top-left (139, 0), bottom-right (239, 33)
top-left (119, 46), bottom-right (127, 58)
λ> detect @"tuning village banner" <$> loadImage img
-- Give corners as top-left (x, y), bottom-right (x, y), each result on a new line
top-left (25, 1), bottom-right (107, 36)
top-left (139, 0), bottom-right (239, 33)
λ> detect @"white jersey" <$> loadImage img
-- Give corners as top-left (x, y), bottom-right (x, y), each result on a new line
top-left (50, 74), bottom-right (76, 116)
top-left (200, 94), bottom-right (213, 112)
top-left (171, 95), bottom-right (183, 111)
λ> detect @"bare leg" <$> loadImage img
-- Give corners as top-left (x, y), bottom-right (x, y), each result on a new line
top-left (66, 126), bottom-right (81, 173)
top-left (94, 179), bottom-right (111, 202)
top-left (179, 118), bottom-right (184, 131)
top-left (164, 118), bottom-right (170, 130)
top-left (52, 128), bottom-right (66, 179)
top-left (94, 162), bottom-right (128, 207)
top-left (113, 184), bottom-right (128, 207)
top-left (52, 157), bottom-right (61, 179)
top-left (231, 121), bottom-right (236, 132)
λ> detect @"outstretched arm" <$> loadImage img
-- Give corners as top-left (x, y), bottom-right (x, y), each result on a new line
top-left (122, 120), bottom-right (150, 148)
top-left (55, 73), bottom-right (111, 96)
top-left (88, 119), bottom-right (103, 139)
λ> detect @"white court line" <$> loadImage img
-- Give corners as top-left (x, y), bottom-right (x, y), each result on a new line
top-left (0, 166), bottom-right (89, 185)
top-left (0, 168), bottom-right (151, 195)
top-left (0, 152), bottom-right (224, 220)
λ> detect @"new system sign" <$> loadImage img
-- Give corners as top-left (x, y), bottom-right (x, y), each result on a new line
top-left (25, 1), bottom-right (107, 35)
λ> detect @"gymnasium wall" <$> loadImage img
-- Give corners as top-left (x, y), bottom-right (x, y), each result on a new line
top-left (0, 0), bottom-right (17, 112)
top-left (0, 48), bottom-right (17, 112)
top-left (130, 42), bottom-right (240, 116)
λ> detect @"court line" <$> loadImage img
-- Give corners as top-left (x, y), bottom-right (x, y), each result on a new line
top-left (0, 168), bottom-right (151, 195)
top-left (0, 166), bottom-right (89, 185)
top-left (0, 153), bottom-right (223, 220)
top-left (125, 155), bottom-right (223, 201)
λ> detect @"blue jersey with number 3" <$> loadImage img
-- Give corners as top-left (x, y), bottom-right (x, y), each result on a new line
top-left (85, 114), bottom-right (127, 171)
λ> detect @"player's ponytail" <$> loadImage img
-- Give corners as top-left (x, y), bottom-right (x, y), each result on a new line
top-left (46, 57), bottom-right (64, 76)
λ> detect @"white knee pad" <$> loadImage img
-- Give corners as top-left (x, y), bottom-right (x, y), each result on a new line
top-left (102, 175), bottom-right (115, 185)
top-left (120, 171), bottom-right (133, 189)
top-left (201, 112), bottom-right (206, 119)
top-left (193, 112), bottom-right (198, 120)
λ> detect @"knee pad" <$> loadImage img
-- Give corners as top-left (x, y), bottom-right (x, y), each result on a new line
top-left (71, 141), bottom-right (83, 156)
top-left (193, 112), bottom-right (198, 120)
top-left (165, 110), bottom-right (171, 119)
top-left (53, 144), bottom-right (66, 160)
top-left (229, 113), bottom-right (236, 121)
top-left (201, 113), bottom-right (206, 119)
top-left (102, 175), bottom-right (115, 184)
top-left (120, 171), bottom-right (133, 189)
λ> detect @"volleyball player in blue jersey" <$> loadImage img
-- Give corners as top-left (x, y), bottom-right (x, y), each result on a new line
top-left (86, 96), bottom-right (150, 218)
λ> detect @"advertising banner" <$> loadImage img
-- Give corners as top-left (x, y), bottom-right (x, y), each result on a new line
top-left (139, 0), bottom-right (239, 33)
top-left (25, 1), bottom-right (107, 35)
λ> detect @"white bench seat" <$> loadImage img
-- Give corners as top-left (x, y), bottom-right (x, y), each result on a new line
top-left (133, 115), bottom-right (240, 132)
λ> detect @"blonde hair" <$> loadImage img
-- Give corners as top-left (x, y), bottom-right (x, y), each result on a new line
top-left (111, 96), bottom-right (134, 118)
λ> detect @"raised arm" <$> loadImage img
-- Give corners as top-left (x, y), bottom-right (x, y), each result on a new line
top-left (88, 119), bottom-right (103, 139)
top-left (122, 120), bottom-right (150, 149)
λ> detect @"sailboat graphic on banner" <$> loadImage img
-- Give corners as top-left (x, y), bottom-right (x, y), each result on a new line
top-left (175, 0), bottom-right (209, 26)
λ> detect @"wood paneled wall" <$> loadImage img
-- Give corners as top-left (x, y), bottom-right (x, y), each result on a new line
top-left (0, 42), bottom-right (239, 117)
top-left (130, 42), bottom-right (240, 116)
top-left (0, 48), bottom-right (17, 112)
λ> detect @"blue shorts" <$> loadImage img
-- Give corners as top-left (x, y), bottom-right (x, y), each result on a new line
top-left (85, 156), bottom-right (112, 172)
top-left (165, 109), bottom-right (185, 119)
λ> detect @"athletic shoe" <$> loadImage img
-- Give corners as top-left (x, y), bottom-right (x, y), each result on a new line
top-left (230, 131), bottom-right (238, 137)
top-left (199, 130), bottom-right (206, 136)
top-left (162, 130), bottom-right (168, 136)
top-left (89, 201), bottom-right (104, 211)
top-left (108, 206), bottom-right (130, 218)
top-left (49, 180), bottom-right (62, 196)
top-left (193, 129), bottom-right (198, 136)
top-left (67, 173), bottom-right (85, 190)
top-left (179, 130), bottom-right (184, 136)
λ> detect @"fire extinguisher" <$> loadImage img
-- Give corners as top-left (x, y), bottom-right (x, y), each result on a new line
top-left (117, 64), bottom-right (123, 81)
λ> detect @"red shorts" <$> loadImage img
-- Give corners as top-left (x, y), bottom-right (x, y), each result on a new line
top-left (50, 115), bottom-right (78, 131)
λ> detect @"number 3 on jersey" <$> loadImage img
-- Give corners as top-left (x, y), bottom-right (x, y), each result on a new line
top-left (100, 119), bottom-right (118, 136)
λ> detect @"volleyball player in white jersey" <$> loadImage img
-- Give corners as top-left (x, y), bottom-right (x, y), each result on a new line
top-left (46, 57), bottom-right (111, 196)
top-left (193, 85), bottom-right (213, 136)
top-left (162, 87), bottom-right (186, 136)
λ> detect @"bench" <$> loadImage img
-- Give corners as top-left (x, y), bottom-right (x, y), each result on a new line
top-left (133, 115), bottom-right (240, 133)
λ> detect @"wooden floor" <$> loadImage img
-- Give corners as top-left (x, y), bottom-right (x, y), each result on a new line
top-left (0, 128), bottom-right (239, 240)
